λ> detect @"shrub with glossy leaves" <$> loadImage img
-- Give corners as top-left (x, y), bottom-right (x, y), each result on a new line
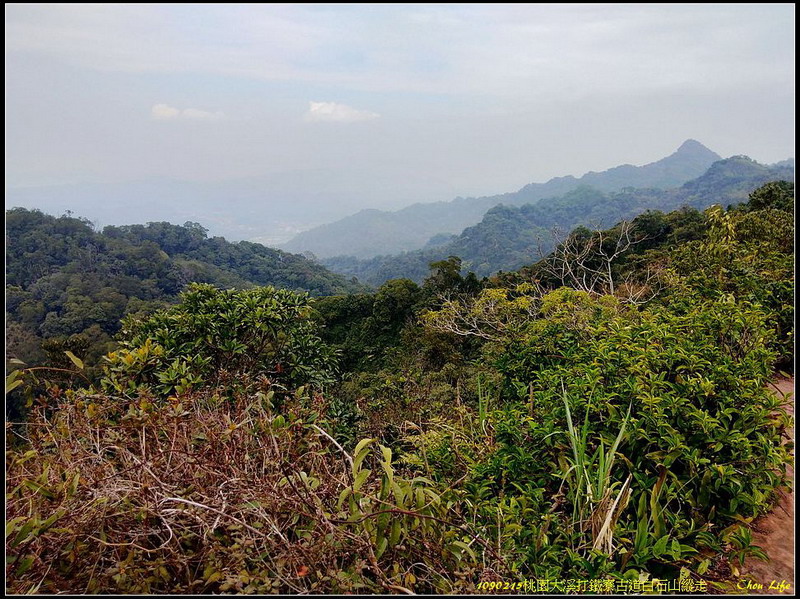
top-left (464, 287), bottom-right (791, 578)
top-left (102, 283), bottom-right (337, 397)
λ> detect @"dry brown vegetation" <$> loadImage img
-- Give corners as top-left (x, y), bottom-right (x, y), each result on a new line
top-left (6, 389), bottom-right (492, 594)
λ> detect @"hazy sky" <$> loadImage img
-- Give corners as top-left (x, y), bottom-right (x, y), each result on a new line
top-left (5, 3), bottom-right (796, 207)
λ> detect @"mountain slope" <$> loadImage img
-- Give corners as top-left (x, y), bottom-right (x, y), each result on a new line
top-left (283, 139), bottom-right (721, 259)
top-left (322, 156), bottom-right (794, 285)
top-left (5, 209), bottom-right (365, 366)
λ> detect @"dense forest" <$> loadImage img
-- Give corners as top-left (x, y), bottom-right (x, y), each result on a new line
top-left (5, 180), bottom-right (794, 593)
top-left (5, 210), bottom-right (364, 380)
top-left (324, 155), bottom-right (794, 285)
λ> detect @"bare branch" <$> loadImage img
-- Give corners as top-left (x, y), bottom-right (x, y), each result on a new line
top-left (535, 220), bottom-right (654, 303)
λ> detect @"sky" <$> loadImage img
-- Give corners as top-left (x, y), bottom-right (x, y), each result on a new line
top-left (5, 3), bottom-right (796, 214)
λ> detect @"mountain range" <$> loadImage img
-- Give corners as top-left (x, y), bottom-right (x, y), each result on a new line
top-left (321, 155), bottom-right (795, 286)
top-left (282, 139), bottom-right (722, 259)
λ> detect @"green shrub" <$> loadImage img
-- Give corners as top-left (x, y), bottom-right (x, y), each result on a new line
top-left (471, 288), bottom-right (791, 577)
top-left (101, 283), bottom-right (337, 398)
top-left (670, 204), bottom-right (794, 368)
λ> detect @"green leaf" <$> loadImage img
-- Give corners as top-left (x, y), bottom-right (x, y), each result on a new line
top-left (379, 445), bottom-right (394, 486)
top-left (671, 538), bottom-right (682, 560)
top-left (391, 481), bottom-right (407, 507)
top-left (697, 558), bottom-right (711, 575)
top-left (451, 540), bottom-right (477, 563)
top-left (68, 472), bottom-right (80, 497)
top-left (380, 444), bottom-right (392, 465)
top-left (389, 519), bottom-right (402, 548)
top-left (6, 378), bottom-right (23, 394)
top-left (336, 487), bottom-right (351, 510)
top-left (15, 555), bottom-right (34, 576)
top-left (353, 469), bottom-right (370, 492)
top-left (375, 535), bottom-right (388, 559)
top-left (634, 514), bottom-right (649, 556)
top-left (64, 350), bottom-right (84, 370)
top-left (650, 465), bottom-right (668, 538)
top-left (39, 510), bottom-right (65, 532)
top-left (353, 438), bottom-right (375, 460)
top-left (415, 488), bottom-right (426, 510)
top-left (12, 520), bottom-right (36, 547)
top-left (652, 534), bottom-right (670, 558)
top-left (23, 480), bottom-right (55, 500)
top-left (353, 438), bottom-right (375, 474)
top-left (6, 517), bottom-right (25, 540)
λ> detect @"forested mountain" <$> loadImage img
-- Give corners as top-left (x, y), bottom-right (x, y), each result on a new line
top-left (323, 155), bottom-right (794, 285)
top-left (5, 209), bottom-right (364, 367)
top-left (283, 139), bottom-right (721, 259)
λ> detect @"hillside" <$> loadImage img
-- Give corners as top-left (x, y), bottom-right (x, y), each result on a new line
top-left (5, 209), bottom-right (364, 367)
top-left (282, 139), bottom-right (721, 259)
top-left (323, 156), bottom-right (794, 285)
top-left (7, 182), bottom-right (794, 594)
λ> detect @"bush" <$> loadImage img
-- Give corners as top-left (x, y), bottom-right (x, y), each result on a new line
top-left (670, 204), bottom-right (794, 369)
top-left (102, 283), bottom-right (337, 398)
top-left (469, 288), bottom-right (791, 577)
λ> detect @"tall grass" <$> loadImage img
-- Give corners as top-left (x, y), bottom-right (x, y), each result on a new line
top-left (560, 382), bottom-right (632, 554)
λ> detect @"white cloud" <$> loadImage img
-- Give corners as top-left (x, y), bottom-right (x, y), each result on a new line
top-left (151, 104), bottom-right (225, 121)
top-left (304, 101), bottom-right (379, 123)
top-left (151, 103), bottom-right (180, 119)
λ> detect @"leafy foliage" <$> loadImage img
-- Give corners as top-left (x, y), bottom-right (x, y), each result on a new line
top-left (5, 209), bottom-right (364, 414)
top-left (6, 391), bottom-right (485, 594)
top-left (422, 287), bottom-right (791, 580)
top-left (312, 279), bottom-right (426, 372)
top-left (669, 186), bottom-right (794, 367)
top-left (102, 284), bottom-right (336, 397)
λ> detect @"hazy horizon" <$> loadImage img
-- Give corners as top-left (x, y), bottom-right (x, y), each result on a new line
top-left (5, 4), bottom-right (795, 243)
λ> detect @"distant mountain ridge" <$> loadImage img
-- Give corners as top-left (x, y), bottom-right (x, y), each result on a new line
top-left (5, 168), bottom-right (431, 247)
top-left (322, 155), bottom-right (794, 286)
top-left (283, 139), bottom-right (722, 259)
